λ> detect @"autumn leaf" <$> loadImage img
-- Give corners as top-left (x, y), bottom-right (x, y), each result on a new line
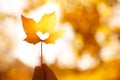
top-left (32, 64), bottom-right (57, 80)
top-left (21, 15), bottom-right (40, 44)
top-left (21, 12), bottom-right (65, 44)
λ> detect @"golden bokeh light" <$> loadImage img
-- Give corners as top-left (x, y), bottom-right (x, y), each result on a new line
top-left (0, 0), bottom-right (120, 80)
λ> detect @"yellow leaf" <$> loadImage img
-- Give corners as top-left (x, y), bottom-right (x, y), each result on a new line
top-left (44, 30), bottom-right (65, 44)
top-left (21, 15), bottom-right (41, 44)
top-left (21, 12), bottom-right (65, 44)
top-left (36, 12), bottom-right (57, 33)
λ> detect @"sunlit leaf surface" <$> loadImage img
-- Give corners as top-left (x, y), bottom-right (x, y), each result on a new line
top-left (21, 12), bottom-right (65, 44)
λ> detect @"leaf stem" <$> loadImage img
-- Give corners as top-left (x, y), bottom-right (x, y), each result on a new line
top-left (40, 41), bottom-right (43, 65)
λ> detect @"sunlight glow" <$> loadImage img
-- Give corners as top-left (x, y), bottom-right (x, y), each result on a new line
top-left (57, 41), bottom-right (76, 68)
top-left (0, 0), bottom-right (27, 15)
top-left (100, 36), bottom-right (120, 61)
top-left (13, 2), bottom-right (76, 68)
top-left (28, 2), bottom-right (61, 22)
top-left (95, 32), bottom-right (106, 45)
top-left (109, 4), bottom-right (120, 28)
top-left (13, 41), bottom-right (40, 67)
top-left (77, 53), bottom-right (98, 70)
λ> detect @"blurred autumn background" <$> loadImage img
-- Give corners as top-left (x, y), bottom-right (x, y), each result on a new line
top-left (0, 0), bottom-right (120, 80)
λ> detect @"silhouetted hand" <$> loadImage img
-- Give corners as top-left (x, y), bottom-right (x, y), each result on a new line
top-left (32, 64), bottom-right (57, 80)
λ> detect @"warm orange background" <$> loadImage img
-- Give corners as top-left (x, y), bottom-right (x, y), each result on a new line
top-left (0, 0), bottom-right (120, 80)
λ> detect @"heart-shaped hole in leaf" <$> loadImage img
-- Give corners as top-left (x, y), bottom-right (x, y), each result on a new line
top-left (36, 31), bottom-right (49, 40)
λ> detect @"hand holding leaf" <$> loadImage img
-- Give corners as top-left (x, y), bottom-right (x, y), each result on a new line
top-left (21, 12), bottom-right (65, 80)
top-left (32, 64), bottom-right (57, 80)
